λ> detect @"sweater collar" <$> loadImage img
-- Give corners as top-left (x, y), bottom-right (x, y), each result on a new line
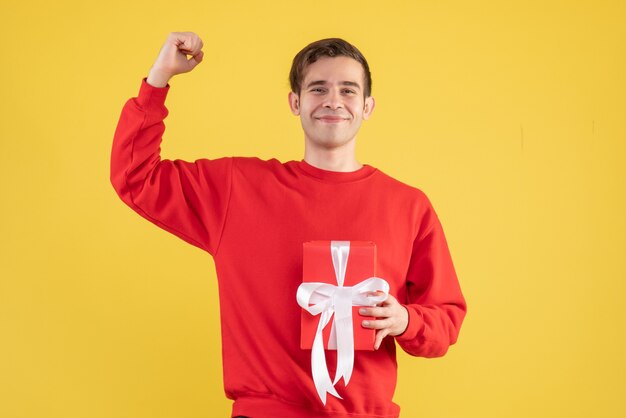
top-left (295, 159), bottom-right (377, 183)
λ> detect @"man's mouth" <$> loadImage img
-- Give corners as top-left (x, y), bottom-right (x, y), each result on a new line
top-left (316, 116), bottom-right (347, 123)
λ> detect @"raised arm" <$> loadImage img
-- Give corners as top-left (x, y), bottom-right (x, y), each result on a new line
top-left (110, 32), bottom-right (232, 256)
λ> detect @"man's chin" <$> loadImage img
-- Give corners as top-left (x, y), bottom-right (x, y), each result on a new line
top-left (307, 136), bottom-right (354, 149)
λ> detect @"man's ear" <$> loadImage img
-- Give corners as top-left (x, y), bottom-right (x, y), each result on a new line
top-left (288, 91), bottom-right (300, 116)
top-left (362, 96), bottom-right (376, 120)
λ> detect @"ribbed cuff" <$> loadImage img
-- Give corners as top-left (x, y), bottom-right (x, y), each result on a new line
top-left (136, 77), bottom-right (170, 110)
top-left (395, 304), bottom-right (424, 342)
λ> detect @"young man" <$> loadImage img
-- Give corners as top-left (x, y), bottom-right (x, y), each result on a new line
top-left (110, 32), bottom-right (467, 418)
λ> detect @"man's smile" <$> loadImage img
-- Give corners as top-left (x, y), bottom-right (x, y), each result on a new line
top-left (316, 116), bottom-right (348, 123)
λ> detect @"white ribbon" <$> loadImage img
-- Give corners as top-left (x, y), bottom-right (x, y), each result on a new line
top-left (297, 241), bottom-right (389, 405)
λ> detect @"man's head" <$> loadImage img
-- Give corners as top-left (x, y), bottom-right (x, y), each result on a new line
top-left (288, 38), bottom-right (375, 152)
top-left (289, 38), bottom-right (372, 99)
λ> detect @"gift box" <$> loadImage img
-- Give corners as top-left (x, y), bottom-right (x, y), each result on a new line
top-left (300, 240), bottom-right (379, 351)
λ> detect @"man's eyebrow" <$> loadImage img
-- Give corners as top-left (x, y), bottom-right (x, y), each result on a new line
top-left (305, 80), bottom-right (362, 90)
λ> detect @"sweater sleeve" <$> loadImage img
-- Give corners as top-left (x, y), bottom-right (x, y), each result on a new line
top-left (394, 197), bottom-right (467, 357)
top-left (110, 77), bottom-right (233, 256)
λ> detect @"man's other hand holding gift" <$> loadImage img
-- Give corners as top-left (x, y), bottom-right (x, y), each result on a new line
top-left (360, 292), bottom-right (409, 350)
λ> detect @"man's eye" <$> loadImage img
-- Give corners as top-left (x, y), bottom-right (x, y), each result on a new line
top-left (343, 89), bottom-right (356, 94)
top-left (312, 88), bottom-right (325, 93)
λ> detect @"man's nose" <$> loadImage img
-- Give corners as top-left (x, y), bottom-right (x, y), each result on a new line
top-left (323, 89), bottom-right (343, 109)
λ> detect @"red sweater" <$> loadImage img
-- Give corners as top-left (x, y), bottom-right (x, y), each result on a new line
top-left (110, 78), bottom-right (467, 418)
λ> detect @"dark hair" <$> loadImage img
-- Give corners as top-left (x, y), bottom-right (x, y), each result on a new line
top-left (289, 38), bottom-right (372, 98)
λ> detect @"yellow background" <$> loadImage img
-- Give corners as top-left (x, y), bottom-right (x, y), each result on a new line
top-left (1, 0), bottom-right (625, 417)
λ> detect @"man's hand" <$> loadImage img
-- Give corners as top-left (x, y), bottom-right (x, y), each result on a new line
top-left (147, 32), bottom-right (205, 87)
top-left (360, 292), bottom-right (409, 350)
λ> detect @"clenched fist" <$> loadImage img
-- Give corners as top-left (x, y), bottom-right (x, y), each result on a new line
top-left (147, 32), bottom-right (204, 87)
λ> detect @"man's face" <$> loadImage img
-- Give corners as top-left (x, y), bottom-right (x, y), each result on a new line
top-left (288, 56), bottom-right (375, 150)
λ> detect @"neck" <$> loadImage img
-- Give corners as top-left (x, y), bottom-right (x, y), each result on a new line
top-left (303, 138), bottom-right (363, 172)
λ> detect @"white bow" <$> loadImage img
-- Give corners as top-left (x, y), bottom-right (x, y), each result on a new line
top-left (297, 241), bottom-right (389, 405)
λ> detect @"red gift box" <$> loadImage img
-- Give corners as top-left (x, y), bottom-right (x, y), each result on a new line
top-left (300, 240), bottom-right (379, 351)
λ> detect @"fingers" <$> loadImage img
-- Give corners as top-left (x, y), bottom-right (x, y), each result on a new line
top-left (374, 329), bottom-right (391, 350)
top-left (187, 50), bottom-right (204, 70)
top-left (365, 290), bottom-right (386, 297)
top-left (359, 293), bottom-right (409, 348)
top-left (361, 318), bottom-right (391, 350)
top-left (359, 306), bottom-right (389, 317)
top-left (178, 34), bottom-right (203, 71)
top-left (172, 31), bottom-right (203, 54)
top-left (151, 31), bottom-right (204, 77)
top-left (361, 317), bottom-right (392, 330)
